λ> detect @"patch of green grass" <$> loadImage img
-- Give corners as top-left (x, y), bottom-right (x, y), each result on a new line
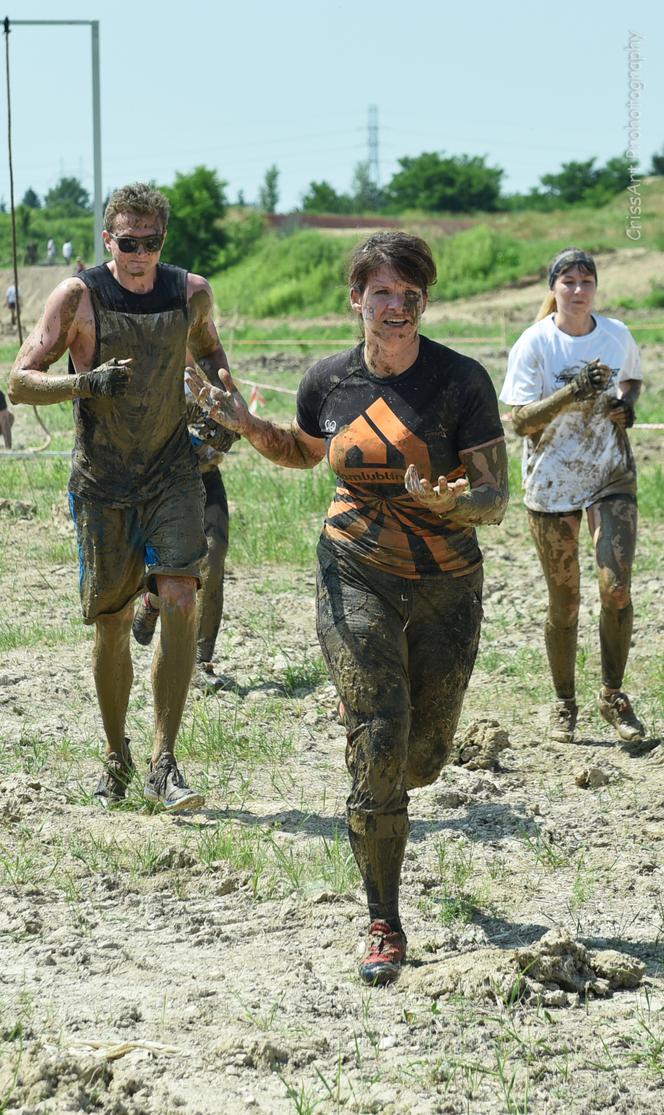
top-left (0, 831), bottom-right (57, 888)
top-left (0, 459), bottom-right (70, 515)
top-left (282, 655), bottom-right (327, 695)
top-left (518, 826), bottom-right (568, 870)
top-left (267, 827), bottom-right (359, 896)
top-left (177, 699), bottom-right (294, 769)
top-left (64, 832), bottom-right (176, 878)
top-left (638, 465), bottom-right (664, 520)
top-left (0, 618), bottom-right (88, 650)
top-left (226, 453), bottom-right (331, 567)
top-left (613, 993), bottom-right (664, 1076)
top-left (194, 821), bottom-right (357, 900)
top-left (423, 838), bottom-right (486, 926)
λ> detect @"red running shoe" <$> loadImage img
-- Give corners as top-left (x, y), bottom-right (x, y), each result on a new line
top-left (359, 920), bottom-right (407, 985)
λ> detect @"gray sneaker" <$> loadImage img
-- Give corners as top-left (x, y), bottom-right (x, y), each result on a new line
top-left (598, 690), bottom-right (645, 743)
top-left (549, 698), bottom-right (578, 743)
top-left (144, 754), bottom-right (205, 812)
top-left (132, 594), bottom-right (159, 646)
top-left (94, 745), bottom-right (135, 808)
top-left (193, 662), bottom-right (228, 693)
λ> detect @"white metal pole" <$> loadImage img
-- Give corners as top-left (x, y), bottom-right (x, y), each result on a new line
top-left (8, 19), bottom-right (103, 261)
top-left (91, 21), bottom-right (103, 263)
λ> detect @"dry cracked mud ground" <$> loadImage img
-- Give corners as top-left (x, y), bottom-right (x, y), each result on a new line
top-left (1, 339), bottom-right (664, 1114)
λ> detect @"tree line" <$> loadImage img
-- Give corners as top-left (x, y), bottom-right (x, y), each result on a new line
top-left (4, 144), bottom-right (663, 275)
top-left (13, 142), bottom-right (664, 222)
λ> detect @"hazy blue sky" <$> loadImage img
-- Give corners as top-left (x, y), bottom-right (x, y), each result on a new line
top-left (1, 0), bottom-right (661, 213)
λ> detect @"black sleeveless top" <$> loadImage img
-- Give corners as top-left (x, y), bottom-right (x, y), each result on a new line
top-left (68, 263), bottom-right (198, 505)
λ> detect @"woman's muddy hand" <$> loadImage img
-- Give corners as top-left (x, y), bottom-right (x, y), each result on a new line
top-left (571, 359), bottom-right (612, 398)
top-left (609, 397), bottom-right (635, 428)
top-left (404, 463), bottom-right (468, 514)
top-left (184, 366), bottom-right (250, 434)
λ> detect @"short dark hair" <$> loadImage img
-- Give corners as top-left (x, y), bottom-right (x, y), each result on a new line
top-left (547, 247), bottom-right (597, 289)
top-left (104, 183), bottom-right (170, 234)
top-left (348, 232), bottom-right (437, 294)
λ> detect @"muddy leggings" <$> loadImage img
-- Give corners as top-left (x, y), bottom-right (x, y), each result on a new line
top-left (316, 536), bottom-right (483, 926)
top-left (528, 495), bottom-right (637, 697)
top-left (196, 468), bottom-right (229, 664)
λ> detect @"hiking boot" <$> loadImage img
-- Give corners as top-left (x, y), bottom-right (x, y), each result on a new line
top-left (132, 593), bottom-right (159, 646)
top-left (598, 690), bottom-right (645, 743)
top-left (359, 920), bottom-right (407, 986)
top-left (144, 754), bottom-right (205, 812)
top-left (193, 661), bottom-right (227, 693)
top-left (549, 698), bottom-right (578, 743)
top-left (94, 745), bottom-right (135, 809)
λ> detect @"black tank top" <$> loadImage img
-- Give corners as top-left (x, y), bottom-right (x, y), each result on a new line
top-left (68, 263), bottom-right (198, 505)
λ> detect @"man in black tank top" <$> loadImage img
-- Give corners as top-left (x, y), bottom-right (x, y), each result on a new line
top-left (9, 183), bottom-right (234, 812)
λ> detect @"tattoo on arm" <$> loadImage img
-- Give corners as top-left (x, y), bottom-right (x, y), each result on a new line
top-left (245, 417), bottom-right (324, 469)
top-left (449, 439), bottom-right (509, 525)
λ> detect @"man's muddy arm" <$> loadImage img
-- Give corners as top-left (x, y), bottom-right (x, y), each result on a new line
top-left (9, 281), bottom-right (84, 404)
top-left (9, 280), bottom-right (130, 405)
top-left (187, 277), bottom-right (231, 389)
top-left (451, 439), bottom-right (509, 525)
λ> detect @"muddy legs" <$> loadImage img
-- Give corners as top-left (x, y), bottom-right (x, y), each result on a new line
top-left (347, 811), bottom-right (409, 928)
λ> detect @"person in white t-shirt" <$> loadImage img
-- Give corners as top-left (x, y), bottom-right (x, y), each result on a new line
top-left (500, 247), bottom-right (644, 746)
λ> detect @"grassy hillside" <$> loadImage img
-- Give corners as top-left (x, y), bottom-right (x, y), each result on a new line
top-left (211, 179), bottom-right (664, 318)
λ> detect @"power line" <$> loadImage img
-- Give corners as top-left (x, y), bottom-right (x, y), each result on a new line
top-left (368, 104), bottom-right (379, 186)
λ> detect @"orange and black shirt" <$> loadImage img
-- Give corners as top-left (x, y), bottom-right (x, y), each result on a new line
top-left (296, 336), bottom-right (504, 579)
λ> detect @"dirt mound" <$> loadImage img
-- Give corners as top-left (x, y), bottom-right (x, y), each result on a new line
top-left (1, 265), bottom-right (72, 335)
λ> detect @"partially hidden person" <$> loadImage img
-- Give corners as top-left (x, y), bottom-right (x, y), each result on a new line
top-left (131, 365), bottom-right (239, 693)
top-left (0, 387), bottom-right (15, 449)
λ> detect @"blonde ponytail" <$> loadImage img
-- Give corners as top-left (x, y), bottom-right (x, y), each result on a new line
top-left (536, 291), bottom-right (557, 321)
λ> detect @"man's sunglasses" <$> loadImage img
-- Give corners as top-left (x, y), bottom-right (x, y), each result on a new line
top-left (107, 232), bottom-right (164, 254)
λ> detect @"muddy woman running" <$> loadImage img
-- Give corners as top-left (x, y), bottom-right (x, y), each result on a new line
top-left (500, 247), bottom-right (645, 745)
top-left (187, 232), bottom-right (508, 984)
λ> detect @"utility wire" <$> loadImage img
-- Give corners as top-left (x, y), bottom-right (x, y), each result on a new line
top-left (3, 17), bottom-right (51, 450)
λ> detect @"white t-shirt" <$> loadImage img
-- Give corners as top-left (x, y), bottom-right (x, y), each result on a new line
top-left (500, 314), bottom-right (642, 512)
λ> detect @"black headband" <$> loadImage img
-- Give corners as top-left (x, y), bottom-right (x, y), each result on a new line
top-left (548, 249), bottom-right (597, 289)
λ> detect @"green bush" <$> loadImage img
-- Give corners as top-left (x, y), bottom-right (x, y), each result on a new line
top-left (645, 284), bottom-right (664, 309)
top-left (0, 212), bottom-right (94, 267)
top-left (211, 230), bottom-right (353, 318)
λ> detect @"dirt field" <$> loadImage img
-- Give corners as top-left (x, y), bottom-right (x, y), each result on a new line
top-left (1, 321), bottom-right (664, 1112)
